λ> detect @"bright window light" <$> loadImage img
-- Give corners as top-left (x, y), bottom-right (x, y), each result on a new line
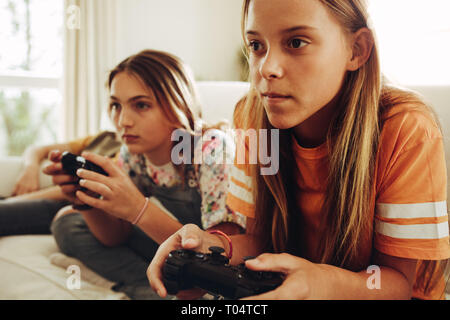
top-left (368, 0), bottom-right (450, 86)
top-left (0, 0), bottom-right (63, 156)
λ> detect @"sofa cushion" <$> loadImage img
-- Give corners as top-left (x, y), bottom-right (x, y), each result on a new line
top-left (0, 235), bottom-right (127, 300)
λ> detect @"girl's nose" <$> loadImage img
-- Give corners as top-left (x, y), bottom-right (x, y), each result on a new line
top-left (259, 48), bottom-right (284, 80)
top-left (118, 108), bottom-right (134, 128)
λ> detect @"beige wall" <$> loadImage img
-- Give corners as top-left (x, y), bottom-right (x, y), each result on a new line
top-left (114, 0), bottom-right (244, 81)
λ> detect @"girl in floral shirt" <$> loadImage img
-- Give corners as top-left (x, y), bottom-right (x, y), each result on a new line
top-left (45, 49), bottom-right (245, 300)
top-left (118, 128), bottom-right (246, 230)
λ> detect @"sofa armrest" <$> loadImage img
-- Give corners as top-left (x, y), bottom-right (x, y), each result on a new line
top-left (0, 157), bottom-right (53, 198)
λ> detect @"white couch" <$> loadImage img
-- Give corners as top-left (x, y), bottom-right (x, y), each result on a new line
top-left (1, 82), bottom-right (449, 299)
top-left (0, 81), bottom-right (250, 300)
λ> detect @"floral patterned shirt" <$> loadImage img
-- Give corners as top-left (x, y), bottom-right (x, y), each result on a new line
top-left (118, 129), bottom-right (246, 230)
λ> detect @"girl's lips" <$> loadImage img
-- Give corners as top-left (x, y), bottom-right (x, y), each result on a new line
top-left (262, 93), bottom-right (289, 98)
top-left (122, 135), bottom-right (140, 143)
top-left (262, 93), bottom-right (292, 103)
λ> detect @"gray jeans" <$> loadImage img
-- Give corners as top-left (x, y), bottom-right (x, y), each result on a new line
top-left (50, 213), bottom-right (168, 300)
top-left (0, 199), bottom-right (68, 236)
top-left (50, 163), bottom-right (203, 300)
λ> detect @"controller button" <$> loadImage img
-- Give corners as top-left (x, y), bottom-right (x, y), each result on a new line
top-left (209, 246), bottom-right (225, 255)
top-left (208, 246), bottom-right (229, 264)
top-left (195, 252), bottom-right (205, 259)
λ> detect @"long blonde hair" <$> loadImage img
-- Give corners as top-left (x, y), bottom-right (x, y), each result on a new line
top-left (240, 0), bottom-right (447, 295)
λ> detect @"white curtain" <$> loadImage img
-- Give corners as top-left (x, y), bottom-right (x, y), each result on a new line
top-left (63, 0), bottom-right (117, 140)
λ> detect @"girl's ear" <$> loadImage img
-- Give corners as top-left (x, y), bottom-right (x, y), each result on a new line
top-left (347, 27), bottom-right (374, 71)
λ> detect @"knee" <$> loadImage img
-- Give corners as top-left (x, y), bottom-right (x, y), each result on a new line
top-left (52, 205), bottom-right (78, 223)
top-left (50, 211), bottom-right (83, 256)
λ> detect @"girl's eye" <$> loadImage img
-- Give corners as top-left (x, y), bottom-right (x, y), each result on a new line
top-left (288, 38), bottom-right (308, 49)
top-left (136, 102), bottom-right (150, 110)
top-left (110, 102), bottom-right (121, 110)
top-left (248, 40), bottom-right (264, 52)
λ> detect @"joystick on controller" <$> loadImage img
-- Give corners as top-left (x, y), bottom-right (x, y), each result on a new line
top-left (162, 246), bottom-right (284, 299)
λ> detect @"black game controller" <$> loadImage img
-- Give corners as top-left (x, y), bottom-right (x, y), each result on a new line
top-left (61, 151), bottom-right (107, 176)
top-left (162, 246), bottom-right (284, 299)
top-left (61, 151), bottom-right (108, 210)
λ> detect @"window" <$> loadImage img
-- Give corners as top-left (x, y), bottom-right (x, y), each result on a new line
top-left (0, 0), bottom-right (63, 156)
top-left (368, 0), bottom-right (450, 86)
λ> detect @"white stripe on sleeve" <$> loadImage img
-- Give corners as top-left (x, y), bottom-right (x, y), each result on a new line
top-left (375, 220), bottom-right (449, 239)
top-left (228, 177), bottom-right (254, 205)
top-left (376, 201), bottom-right (448, 219)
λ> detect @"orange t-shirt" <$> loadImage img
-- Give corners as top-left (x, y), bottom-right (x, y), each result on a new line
top-left (227, 103), bottom-right (450, 299)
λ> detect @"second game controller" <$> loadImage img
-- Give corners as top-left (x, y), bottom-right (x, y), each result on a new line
top-left (162, 246), bottom-right (284, 299)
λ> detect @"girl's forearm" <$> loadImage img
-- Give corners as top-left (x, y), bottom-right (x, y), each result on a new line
top-left (23, 143), bottom-right (71, 167)
top-left (319, 264), bottom-right (413, 299)
top-left (135, 200), bottom-right (184, 245)
top-left (216, 217), bottom-right (263, 265)
top-left (229, 233), bottom-right (264, 265)
top-left (8, 186), bottom-right (65, 202)
top-left (81, 208), bottom-right (132, 246)
top-left (22, 146), bottom-right (48, 167)
top-left (136, 202), bottom-right (262, 260)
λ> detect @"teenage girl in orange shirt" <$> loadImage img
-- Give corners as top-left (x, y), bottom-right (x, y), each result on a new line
top-left (149, 0), bottom-right (450, 299)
